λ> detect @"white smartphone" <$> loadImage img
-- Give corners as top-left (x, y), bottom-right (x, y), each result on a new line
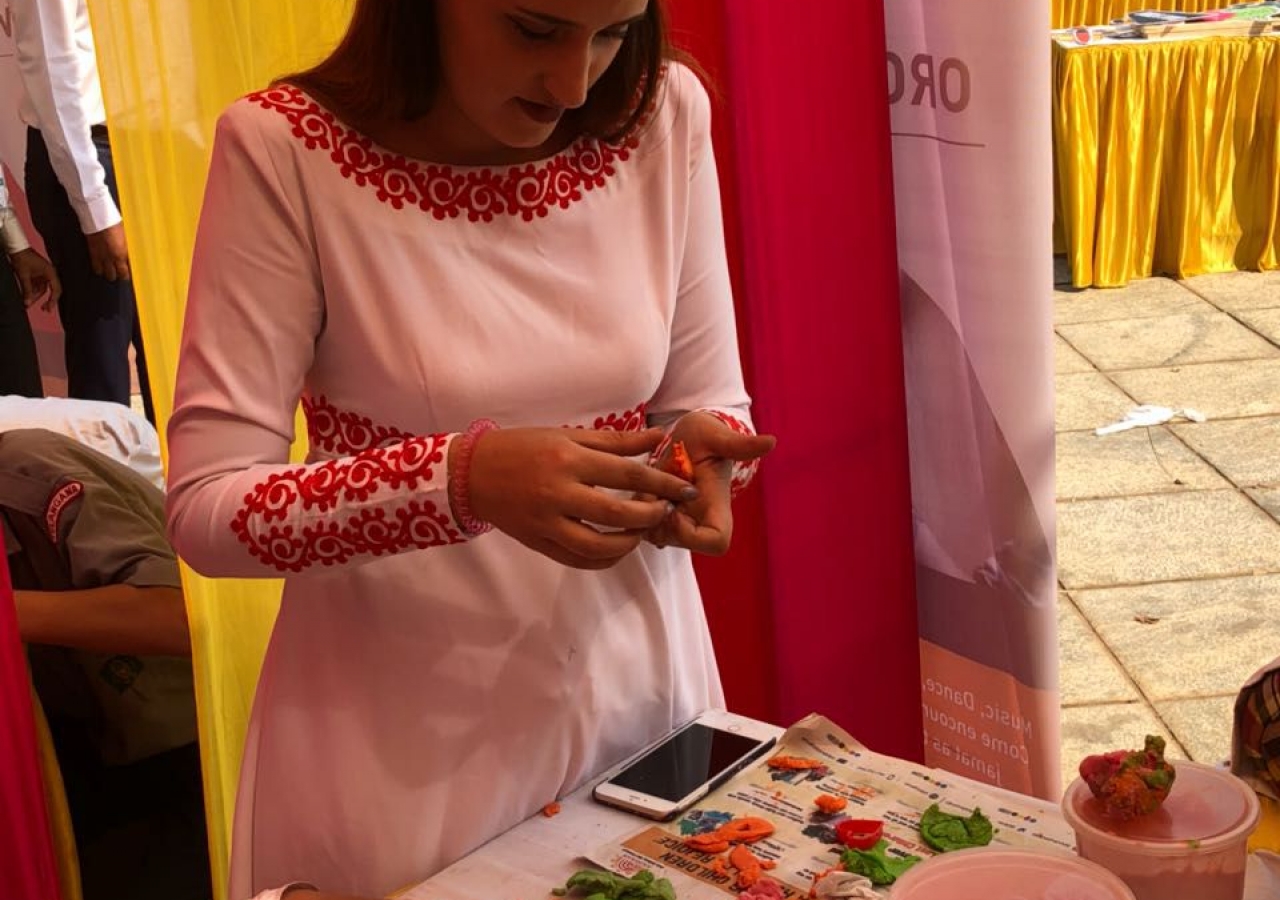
top-left (592, 710), bottom-right (779, 821)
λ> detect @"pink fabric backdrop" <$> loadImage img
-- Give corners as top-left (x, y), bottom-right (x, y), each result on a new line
top-left (0, 543), bottom-right (64, 900)
top-left (672, 1), bottom-right (924, 761)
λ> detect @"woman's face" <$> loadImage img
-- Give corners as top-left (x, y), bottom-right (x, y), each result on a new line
top-left (434, 0), bottom-right (650, 153)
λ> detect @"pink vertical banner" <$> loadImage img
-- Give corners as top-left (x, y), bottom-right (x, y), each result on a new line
top-left (884, 1), bottom-right (1061, 797)
top-left (678, 0), bottom-right (923, 759)
top-left (0, 541), bottom-right (65, 900)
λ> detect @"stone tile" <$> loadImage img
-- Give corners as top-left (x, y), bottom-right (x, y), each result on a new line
top-left (1248, 487), bottom-right (1280, 524)
top-left (1057, 491), bottom-right (1280, 589)
top-left (1054, 278), bottom-right (1212, 326)
top-left (1054, 335), bottom-right (1094, 374)
top-left (1072, 575), bottom-right (1280, 701)
top-left (1171, 417), bottom-right (1280, 489)
top-left (1059, 704), bottom-right (1185, 796)
top-left (1058, 595), bottom-right (1138, 705)
top-left (1057, 313), bottom-right (1279, 371)
top-left (1237, 307), bottom-right (1280, 344)
top-left (1156, 696), bottom-right (1237, 766)
top-left (1055, 372), bottom-right (1133, 433)
top-left (1182, 270), bottom-right (1280, 312)
top-left (1056, 428), bottom-right (1229, 501)
top-left (1110, 359), bottom-right (1280, 420)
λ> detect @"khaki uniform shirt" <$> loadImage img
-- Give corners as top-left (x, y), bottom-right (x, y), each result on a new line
top-left (0, 428), bottom-right (195, 765)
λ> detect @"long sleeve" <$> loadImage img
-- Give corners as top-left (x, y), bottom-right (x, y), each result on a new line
top-left (648, 66), bottom-right (760, 494)
top-left (0, 174), bottom-right (31, 254)
top-left (12, 0), bottom-right (119, 233)
top-left (165, 104), bottom-right (467, 578)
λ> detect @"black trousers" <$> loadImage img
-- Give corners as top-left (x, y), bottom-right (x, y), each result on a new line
top-left (24, 127), bottom-right (154, 423)
top-left (0, 253), bottom-right (44, 397)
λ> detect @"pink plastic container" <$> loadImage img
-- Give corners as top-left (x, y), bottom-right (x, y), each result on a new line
top-left (1061, 761), bottom-right (1261, 900)
top-left (889, 847), bottom-right (1136, 899)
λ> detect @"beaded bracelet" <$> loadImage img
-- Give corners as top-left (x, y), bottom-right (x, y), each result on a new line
top-left (449, 418), bottom-right (499, 537)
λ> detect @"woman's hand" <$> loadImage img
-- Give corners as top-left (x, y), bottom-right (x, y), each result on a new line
top-left (9, 247), bottom-right (61, 311)
top-left (462, 426), bottom-right (701, 570)
top-left (647, 413), bottom-right (775, 556)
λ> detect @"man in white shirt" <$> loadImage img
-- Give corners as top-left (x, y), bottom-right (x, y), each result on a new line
top-left (13, 0), bottom-right (154, 422)
top-left (1, 169), bottom-right (61, 397)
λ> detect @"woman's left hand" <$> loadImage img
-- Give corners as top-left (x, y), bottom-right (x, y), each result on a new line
top-left (646, 412), bottom-right (775, 556)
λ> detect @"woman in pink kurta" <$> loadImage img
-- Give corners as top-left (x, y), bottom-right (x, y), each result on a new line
top-left (165, 2), bottom-right (772, 898)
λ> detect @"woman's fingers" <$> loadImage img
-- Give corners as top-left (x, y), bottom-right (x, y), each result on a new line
top-left (561, 484), bottom-right (674, 531)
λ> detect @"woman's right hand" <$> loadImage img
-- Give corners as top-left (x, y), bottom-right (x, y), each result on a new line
top-left (462, 427), bottom-right (699, 570)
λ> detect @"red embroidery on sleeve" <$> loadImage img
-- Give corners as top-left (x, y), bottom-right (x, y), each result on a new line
top-left (230, 435), bottom-right (461, 572)
top-left (235, 397), bottom-right (658, 571)
top-left (705, 411), bottom-right (760, 497)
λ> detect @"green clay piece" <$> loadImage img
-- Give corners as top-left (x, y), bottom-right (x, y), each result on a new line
top-left (553, 868), bottom-right (676, 900)
top-left (840, 838), bottom-right (923, 885)
top-left (919, 803), bottom-right (995, 852)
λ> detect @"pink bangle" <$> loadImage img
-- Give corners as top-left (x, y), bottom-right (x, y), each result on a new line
top-left (449, 418), bottom-right (499, 537)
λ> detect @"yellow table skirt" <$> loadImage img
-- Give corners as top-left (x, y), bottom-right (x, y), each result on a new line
top-left (1053, 35), bottom-right (1280, 287)
top-left (1053, 0), bottom-right (1220, 29)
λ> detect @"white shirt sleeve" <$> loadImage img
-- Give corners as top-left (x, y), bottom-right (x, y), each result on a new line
top-left (0, 174), bottom-right (33, 255)
top-left (12, 0), bottom-right (121, 234)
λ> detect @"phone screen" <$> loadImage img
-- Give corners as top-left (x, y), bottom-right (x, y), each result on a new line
top-left (606, 724), bottom-right (768, 802)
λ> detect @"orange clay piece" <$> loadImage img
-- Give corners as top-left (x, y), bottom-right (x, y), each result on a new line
top-left (766, 754), bottom-right (825, 770)
top-left (684, 816), bottom-right (776, 853)
top-left (541, 802), bottom-right (561, 817)
top-left (665, 441), bottom-right (695, 482)
top-left (685, 835), bottom-right (731, 853)
top-left (814, 793), bottom-right (847, 814)
top-left (709, 857), bottom-right (728, 876)
top-left (728, 844), bottom-right (775, 889)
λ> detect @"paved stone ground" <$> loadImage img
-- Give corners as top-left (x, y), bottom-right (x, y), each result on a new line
top-left (1055, 264), bottom-right (1280, 793)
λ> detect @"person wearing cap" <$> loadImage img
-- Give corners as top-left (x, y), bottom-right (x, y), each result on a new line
top-left (1, 427), bottom-right (207, 899)
top-left (11, 0), bottom-right (154, 421)
top-left (1, 169), bottom-right (61, 397)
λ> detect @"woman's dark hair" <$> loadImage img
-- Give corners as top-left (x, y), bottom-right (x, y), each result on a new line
top-left (283, 0), bottom-right (674, 144)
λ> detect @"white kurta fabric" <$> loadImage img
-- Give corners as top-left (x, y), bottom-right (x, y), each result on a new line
top-left (166, 64), bottom-right (755, 900)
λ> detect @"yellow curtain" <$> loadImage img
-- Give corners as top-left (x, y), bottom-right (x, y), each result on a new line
top-left (1054, 36), bottom-right (1280, 287)
top-left (1053, 0), bottom-right (1220, 29)
top-left (84, 3), bottom-right (353, 897)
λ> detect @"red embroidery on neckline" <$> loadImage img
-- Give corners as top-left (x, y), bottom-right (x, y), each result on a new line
top-left (247, 85), bottom-right (642, 223)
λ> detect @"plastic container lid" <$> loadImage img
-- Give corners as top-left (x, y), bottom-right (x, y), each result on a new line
top-left (1061, 761), bottom-right (1260, 855)
top-left (889, 847), bottom-right (1136, 900)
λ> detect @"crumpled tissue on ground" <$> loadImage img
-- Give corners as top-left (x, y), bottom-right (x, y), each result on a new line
top-left (1095, 404), bottom-right (1206, 436)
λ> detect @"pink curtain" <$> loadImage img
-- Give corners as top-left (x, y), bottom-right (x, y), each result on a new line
top-left (0, 542), bottom-right (64, 900)
top-left (672, 2), bottom-right (924, 761)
